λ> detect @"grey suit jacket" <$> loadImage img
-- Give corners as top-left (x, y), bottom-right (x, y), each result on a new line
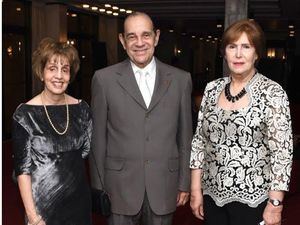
top-left (90, 58), bottom-right (192, 215)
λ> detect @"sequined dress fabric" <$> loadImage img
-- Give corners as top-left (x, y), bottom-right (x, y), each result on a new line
top-left (12, 101), bottom-right (92, 225)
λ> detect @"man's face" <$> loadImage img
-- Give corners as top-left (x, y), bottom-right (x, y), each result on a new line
top-left (119, 14), bottom-right (160, 68)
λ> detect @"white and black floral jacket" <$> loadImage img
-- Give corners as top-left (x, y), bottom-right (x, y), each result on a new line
top-left (190, 73), bottom-right (293, 207)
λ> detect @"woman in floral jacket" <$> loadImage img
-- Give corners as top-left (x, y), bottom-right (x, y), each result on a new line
top-left (190, 19), bottom-right (293, 225)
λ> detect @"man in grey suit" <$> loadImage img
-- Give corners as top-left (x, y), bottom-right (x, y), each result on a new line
top-left (90, 12), bottom-right (192, 225)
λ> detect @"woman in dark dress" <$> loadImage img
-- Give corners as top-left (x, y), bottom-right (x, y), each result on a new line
top-left (12, 38), bottom-right (92, 225)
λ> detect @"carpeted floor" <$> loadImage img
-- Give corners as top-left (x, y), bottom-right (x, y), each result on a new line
top-left (3, 140), bottom-right (300, 225)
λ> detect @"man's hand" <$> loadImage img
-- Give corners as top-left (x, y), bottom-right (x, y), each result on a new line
top-left (176, 191), bottom-right (190, 206)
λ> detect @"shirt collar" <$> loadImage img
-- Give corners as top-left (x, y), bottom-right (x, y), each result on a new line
top-left (131, 57), bottom-right (156, 77)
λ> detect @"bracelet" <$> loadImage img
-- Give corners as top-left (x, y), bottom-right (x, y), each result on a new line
top-left (28, 215), bottom-right (42, 225)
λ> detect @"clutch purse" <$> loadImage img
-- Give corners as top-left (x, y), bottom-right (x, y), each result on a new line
top-left (91, 188), bottom-right (111, 217)
top-left (90, 150), bottom-right (111, 217)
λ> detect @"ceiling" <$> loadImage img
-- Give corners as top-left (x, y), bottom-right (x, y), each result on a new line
top-left (69, 0), bottom-right (300, 39)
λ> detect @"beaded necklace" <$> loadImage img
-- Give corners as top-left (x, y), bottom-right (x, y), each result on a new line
top-left (224, 83), bottom-right (247, 103)
top-left (225, 72), bottom-right (257, 103)
top-left (41, 92), bottom-right (69, 135)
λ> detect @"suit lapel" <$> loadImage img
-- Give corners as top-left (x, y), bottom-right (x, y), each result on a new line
top-left (116, 60), bottom-right (147, 109)
top-left (148, 59), bottom-right (172, 111)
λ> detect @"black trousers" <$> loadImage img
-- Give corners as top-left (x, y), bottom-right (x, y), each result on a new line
top-left (203, 195), bottom-right (267, 225)
top-left (108, 192), bottom-right (173, 225)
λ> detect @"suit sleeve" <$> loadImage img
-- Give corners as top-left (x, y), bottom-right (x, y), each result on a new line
top-left (89, 72), bottom-right (107, 190)
top-left (177, 73), bottom-right (193, 192)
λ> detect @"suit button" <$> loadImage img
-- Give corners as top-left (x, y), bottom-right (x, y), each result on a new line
top-left (146, 137), bottom-right (149, 141)
top-left (145, 113), bottom-right (149, 118)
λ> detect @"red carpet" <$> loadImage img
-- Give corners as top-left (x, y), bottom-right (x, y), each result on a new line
top-left (3, 140), bottom-right (299, 225)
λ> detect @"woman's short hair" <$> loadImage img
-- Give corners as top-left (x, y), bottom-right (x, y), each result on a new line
top-left (32, 37), bottom-right (80, 82)
top-left (220, 19), bottom-right (265, 62)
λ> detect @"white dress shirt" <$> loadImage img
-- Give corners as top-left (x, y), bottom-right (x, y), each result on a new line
top-left (131, 58), bottom-right (156, 107)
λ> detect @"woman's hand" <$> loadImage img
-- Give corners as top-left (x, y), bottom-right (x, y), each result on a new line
top-left (190, 169), bottom-right (204, 220)
top-left (27, 215), bottom-right (46, 225)
top-left (38, 218), bottom-right (46, 225)
top-left (190, 189), bottom-right (204, 220)
top-left (263, 202), bottom-right (283, 225)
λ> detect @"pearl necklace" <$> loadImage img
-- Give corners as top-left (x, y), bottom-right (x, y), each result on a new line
top-left (41, 92), bottom-right (69, 135)
top-left (224, 82), bottom-right (247, 103)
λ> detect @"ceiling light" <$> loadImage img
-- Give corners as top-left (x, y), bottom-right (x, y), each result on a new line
top-left (71, 13), bottom-right (77, 17)
top-left (289, 33), bottom-right (295, 37)
top-left (105, 4), bottom-right (111, 8)
top-left (91, 6), bottom-right (98, 11)
top-left (214, 37), bottom-right (218, 40)
top-left (112, 6), bottom-right (119, 10)
top-left (99, 8), bottom-right (106, 12)
top-left (290, 30), bottom-right (295, 34)
top-left (106, 10), bottom-right (113, 14)
top-left (192, 35), bottom-right (196, 38)
top-left (16, 7), bottom-right (21, 11)
top-left (113, 12), bottom-right (119, 16)
top-left (126, 10), bottom-right (133, 14)
top-left (217, 24), bottom-right (222, 28)
top-left (288, 25), bottom-right (294, 29)
top-left (169, 29), bottom-right (174, 33)
top-left (120, 8), bottom-right (126, 12)
top-left (208, 35), bottom-right (212, 39)
top-left (82, 4), bottom-right (89, 8)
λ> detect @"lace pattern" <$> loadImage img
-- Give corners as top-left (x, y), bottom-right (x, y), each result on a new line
top-left (190, 73), bottom-right (293, 207)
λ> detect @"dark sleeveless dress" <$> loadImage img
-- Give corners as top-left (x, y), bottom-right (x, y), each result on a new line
top-left (12, 101), bottom-right (92, 225)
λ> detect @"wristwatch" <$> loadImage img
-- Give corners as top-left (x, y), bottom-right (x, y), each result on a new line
top-left (269, 199), bottom-right (283, 206)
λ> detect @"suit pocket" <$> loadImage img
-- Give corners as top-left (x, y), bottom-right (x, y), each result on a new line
top-left (105, 157), bottom-right (125, 171)
top-left (168, 158), bottom-right (179, 172)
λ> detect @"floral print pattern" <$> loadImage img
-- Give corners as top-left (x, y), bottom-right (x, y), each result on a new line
top-left (190, 73), bottom-right (293, 207)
